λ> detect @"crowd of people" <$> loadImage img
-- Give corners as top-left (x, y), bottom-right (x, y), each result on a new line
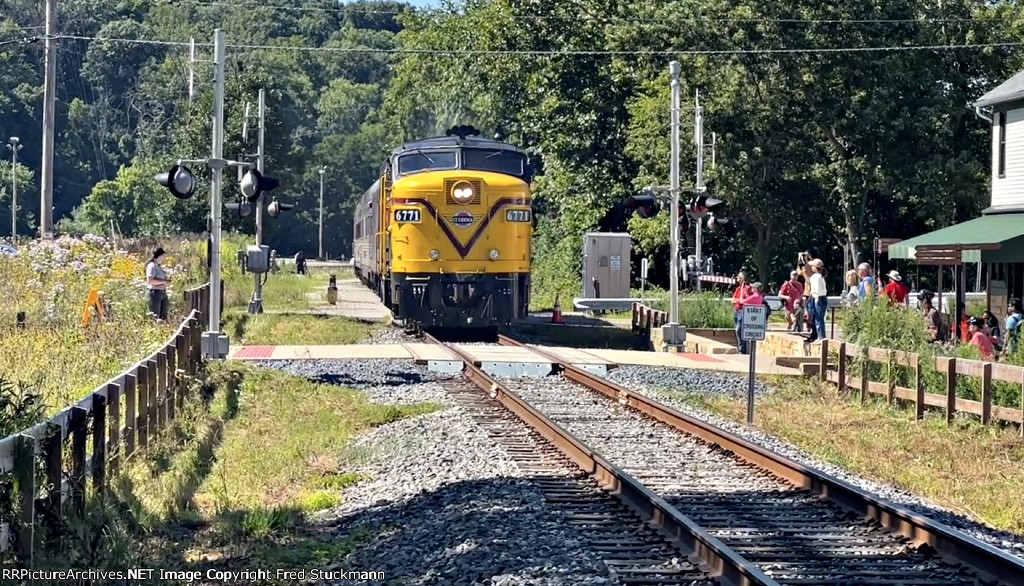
top-left (729, 253), bottom-right (1022, 362)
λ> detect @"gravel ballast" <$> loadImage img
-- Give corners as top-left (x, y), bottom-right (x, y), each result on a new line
top-left (251, 360), bottom-right (614, 585)
top-left (601, 364), bottom-right (1024, 559)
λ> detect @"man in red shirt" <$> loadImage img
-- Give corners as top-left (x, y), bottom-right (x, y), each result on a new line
top-left (778, 271), bottom-right (804, 332)
top-left (883, 270), bottom-right (909, 306)
top-left (732, 272), bottom-right (752, 354)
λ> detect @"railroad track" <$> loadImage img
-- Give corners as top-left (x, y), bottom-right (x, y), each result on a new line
top-left (422, 333), bottom-right (1024, 586)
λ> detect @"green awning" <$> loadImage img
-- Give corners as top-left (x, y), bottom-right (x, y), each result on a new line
top-left (888, 213), bottom-right (1024, 263)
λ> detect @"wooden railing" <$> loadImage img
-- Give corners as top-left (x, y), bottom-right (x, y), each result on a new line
top-left (816, 339), bottom-right (1024, 433)
top-left (0, 282), bottom-right (213, 565)
top-left (631, 303), bottom-right (669, 334)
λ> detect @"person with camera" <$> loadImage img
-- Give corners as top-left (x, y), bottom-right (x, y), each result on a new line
top-left (806, 258), bottom-right (828, 343)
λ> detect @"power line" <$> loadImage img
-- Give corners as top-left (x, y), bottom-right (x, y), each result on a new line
top-left (153, 0), bottom-right (1022, 25)
top-left (54, 34), bottom-right (1024, 55)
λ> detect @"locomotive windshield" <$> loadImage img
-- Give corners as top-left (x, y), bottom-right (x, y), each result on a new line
top-left (397, 151), bottom-right (457, 174)
top-left (461, 149), bottom-right (526, 177)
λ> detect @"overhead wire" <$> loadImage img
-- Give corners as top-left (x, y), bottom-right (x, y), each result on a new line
top-left (52, 34), bottom-right (1024, 55)
top-left (153, 0), bottom-right (1023, 25)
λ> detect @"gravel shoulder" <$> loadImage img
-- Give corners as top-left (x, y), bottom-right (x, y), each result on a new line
top-left (602, 365), bottom-right (1024, 559)
top-left (255, 359), bottom-right (615, 585)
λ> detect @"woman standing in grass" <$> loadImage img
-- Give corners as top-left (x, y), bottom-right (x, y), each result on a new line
top-left (146, 247), bottom-right (171, 322)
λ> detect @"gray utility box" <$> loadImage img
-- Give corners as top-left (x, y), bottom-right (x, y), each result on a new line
top-left (582, 232), bottom-right (631, 299)
top-left (245, 245), bottom-right (271, 274)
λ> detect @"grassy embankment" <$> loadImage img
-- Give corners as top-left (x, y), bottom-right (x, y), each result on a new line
top-left (670, 378), bottom-right (1024, 535)
top-left (29, 361), bottom-right (442, 577)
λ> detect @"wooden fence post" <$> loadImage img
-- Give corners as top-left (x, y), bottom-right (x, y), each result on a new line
top-left (837, 343), bottom-right (847, 392)
top-left (12, 434), bottom-right (36, 566)
top-left (70, 407), bottom-right (88, 517)
top-left (137, 364), bottom-right (149, 449)
top-left (156, 352), bottom-right (167, 431)
top-left (124, 373), bottom-right (137, 456)
top-left (886, 351), bottom-right (896, 405)
top-left (915, 358), bottom-right (924, 421)
top-left (860, 348), bottom-right (869, 404)
top-left (147, 359), bottom-right (158, 437)
top-left (107, 383), bottom-right (121, 475)
top-left (819, 339), bottom-right (829, 382)
top-left (981, 362), bottom-right (993, 425)
top-left (945, 358), bottom-right (957, 425)
top-left (42, 423), bottom-right (61, 537)
top-left (166, 346), bottom-right (177, 422)
top-left (92, 394), bottom-right (107, 499)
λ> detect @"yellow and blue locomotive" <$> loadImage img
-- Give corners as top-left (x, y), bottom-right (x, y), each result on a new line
top-left (352, 126), bottom-right (532, 332)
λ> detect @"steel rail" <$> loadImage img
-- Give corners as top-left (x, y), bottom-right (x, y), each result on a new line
top-left (497, 334), bottom-right (1024, 586)
top-left (424, 333), bottom-right (779, 586)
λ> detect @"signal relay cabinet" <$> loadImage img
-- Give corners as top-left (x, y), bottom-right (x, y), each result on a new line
top-left (245, 245), bottom-right (271, 274)
top-left (582, 232), bottom-right (631, 299)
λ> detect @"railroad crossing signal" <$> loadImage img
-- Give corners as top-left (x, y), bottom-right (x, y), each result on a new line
top-left (266, 198), bottom-right (295, 218)
top-left (225, 198), bottom-right (253, 218)
top-left (240, 168), bottom-right (280, 203)
top-left (624, 190), bottom-right (662, 219)
top-left (154, 165), bottom-right (197, 199)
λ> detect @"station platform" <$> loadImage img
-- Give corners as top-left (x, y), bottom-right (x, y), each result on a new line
top-left (227, 343), bottom-right (800, 378)
top-left (265, 277), bottom-right (393, 322)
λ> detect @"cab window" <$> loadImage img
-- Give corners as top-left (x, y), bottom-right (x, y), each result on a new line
top-left (397, 151), bottom-right (457, 174)
top-left (462, 149), bottom-right (526, 177)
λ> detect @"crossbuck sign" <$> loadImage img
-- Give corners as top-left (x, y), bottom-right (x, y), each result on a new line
top-left (741, 305), bottom-right (767, 341)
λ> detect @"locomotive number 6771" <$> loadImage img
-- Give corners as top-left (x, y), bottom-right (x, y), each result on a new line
top-left (352, 125), bottom-right (534, 334)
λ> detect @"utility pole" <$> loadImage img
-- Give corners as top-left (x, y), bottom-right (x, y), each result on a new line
top-left (248, 88), bottom-right (266, 314)
top-left (40, 0), bottom-right (57, 238)
top-left (665, 61), bottom-right (684, 349)
top-left (205, 29), bottom-right (228, 357)
top-left (318, 165), bottom-right (326, 260)
top-left (694, 90), bottom-right (706, 292)
top-left (8, 137), bottom-right (21, 238)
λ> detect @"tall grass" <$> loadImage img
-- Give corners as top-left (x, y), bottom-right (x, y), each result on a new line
top-left (840, 296), bottom-right (1024, 409)
top-left (0, 236), bottom-right (206, 413)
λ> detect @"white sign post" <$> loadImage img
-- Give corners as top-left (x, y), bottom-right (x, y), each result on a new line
top-left (740, 305), bottom-right (767, 424)
top-left (640, 258), bottom-right (649, 301)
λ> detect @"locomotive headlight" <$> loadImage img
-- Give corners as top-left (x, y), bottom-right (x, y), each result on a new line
top-left (452, 181), bottom-right (475, 203)
top-left (489, 249), bottom-right (500, 260)
top-left (429, 249), bottom-right (440, 260)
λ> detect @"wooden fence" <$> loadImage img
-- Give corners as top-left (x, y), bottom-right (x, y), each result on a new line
top-left (0, 282), bottom-right (214, 565)
top-left (631, 303), bottom-right (669, 335)
top-left (817, 339), bottom-right (1024, 434)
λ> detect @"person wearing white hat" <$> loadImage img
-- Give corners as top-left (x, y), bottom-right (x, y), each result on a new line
top-left (883, 269), bottom-right (909, 305)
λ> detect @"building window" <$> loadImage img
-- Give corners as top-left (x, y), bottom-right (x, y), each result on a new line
top-left (999, 111), bottom-right (1006, 178)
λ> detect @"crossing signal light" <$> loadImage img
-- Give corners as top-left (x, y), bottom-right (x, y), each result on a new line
top-left (154, 165), bottom-right (197, 200)
top-left (625, 190), bottom-right (661, 219)
top-left (266, 198), bottom-right (295, 218)
top-left (688, 192), bottom-right (723, 219)
top-left (225, 198), bottom-right (253, 218)
top-left (240, 168), bottom-right (280, 203)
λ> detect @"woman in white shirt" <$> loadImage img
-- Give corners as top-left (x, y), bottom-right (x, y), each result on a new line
top-left (807, 259), bottom-right (828, 343)
top-left (145, 247), bottom-right (171, 321)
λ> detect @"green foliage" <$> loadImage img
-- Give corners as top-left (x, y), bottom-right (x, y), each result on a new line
top-left (678, 293), bottom-right (735, 329)
top-left (841, 296), bottom-right (930, 353)
top-left (0, 376), bottom-right (44, 437)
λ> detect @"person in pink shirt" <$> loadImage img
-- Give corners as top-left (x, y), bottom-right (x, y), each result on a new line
top-left (742, 282), bottom-right (765, 306)
top-left (968, 317), bottom-right (995, 361)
